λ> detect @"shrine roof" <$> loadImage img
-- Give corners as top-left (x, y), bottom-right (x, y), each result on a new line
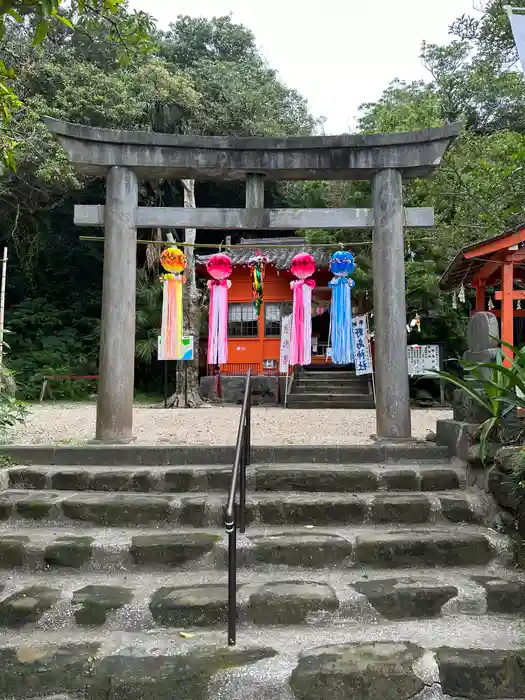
top-left (196, 237), bottom-right (332, 270)
top-left (439, 222), bottom-right (525, 291)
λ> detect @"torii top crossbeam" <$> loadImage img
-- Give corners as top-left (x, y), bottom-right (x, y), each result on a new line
top-left (44, 117), bottom-right (460, 181)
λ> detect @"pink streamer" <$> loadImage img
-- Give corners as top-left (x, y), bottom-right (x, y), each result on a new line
top-left (208, 280), bottom-right (230, 365)
top-left (289, 279), bottom-right (315, 366)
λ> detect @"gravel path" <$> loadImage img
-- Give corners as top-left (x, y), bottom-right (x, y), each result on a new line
top-left (7, 403), bottom-right (452, 445)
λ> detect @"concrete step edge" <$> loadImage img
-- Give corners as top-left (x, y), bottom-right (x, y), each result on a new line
top-left (4, 463), bottom-right (462, 494)
top-left (1, 618), bottom-right (525, 700)
top-left (0, 443), bottom-right (450, 466)
top-left (0, 487), bottom-right (490, 530)
top-left (0, 566), bottom-right (520, 633)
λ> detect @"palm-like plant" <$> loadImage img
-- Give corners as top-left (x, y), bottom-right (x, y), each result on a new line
top-left (135, 268), bottom-right (162, 364)
top-left (435, 340), bottom-right (525, 461)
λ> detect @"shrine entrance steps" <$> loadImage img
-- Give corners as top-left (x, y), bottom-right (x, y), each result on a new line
top-left (0, 444), bottom-right (523, 699)
top-left (288, 368), bottom-right (375, 408)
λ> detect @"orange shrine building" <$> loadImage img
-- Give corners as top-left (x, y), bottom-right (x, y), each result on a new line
top-left (197, 237), bottom-right (339, 375)
top-left (440, 223), bottom-right (525, 362)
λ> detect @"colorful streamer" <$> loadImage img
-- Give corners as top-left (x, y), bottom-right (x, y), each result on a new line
top-left (289, 253), bottom-right (316, 367)
top-left (329, 277), bottom-right (355, 364)
top-left (290, 279), bottom-right (316, 366)
top-left (208, 280), bottom-right (230, 365)
top-left (160, 247), bottom-right (186, 360)
top-left (206, 253), bottom-right (233, 366)
top-left (249, 251), bottom-right (269, 316)
top-left (329, 250), bottom-right (356, 365)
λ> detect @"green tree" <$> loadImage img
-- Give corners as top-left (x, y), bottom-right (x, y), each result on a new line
top-left (0, 10), bottom-right (317, 401)
top-left (0, 0), bottom-right (155, 169)
top-left (282, 0), bottom-right (525, 360)
top-left (140, 15), bottom-right (316, 406)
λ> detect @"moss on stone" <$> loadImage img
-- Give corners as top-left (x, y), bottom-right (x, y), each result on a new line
top-left (44, 536), bottom-right (93, 568)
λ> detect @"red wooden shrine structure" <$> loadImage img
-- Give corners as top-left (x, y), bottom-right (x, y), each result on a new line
top-left (440, 223), bottom-right (525, 364)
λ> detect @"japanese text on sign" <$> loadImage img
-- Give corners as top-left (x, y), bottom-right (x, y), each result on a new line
top-left (352, 315), bottom-right (373, 376)
top-left (279, 315), bottom-right (292, 373)
top-left (407, 344), bottom-right (440, 376)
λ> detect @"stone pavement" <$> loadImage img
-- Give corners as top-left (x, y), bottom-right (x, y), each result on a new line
top-left (7, 403), bottom-right (451, 445)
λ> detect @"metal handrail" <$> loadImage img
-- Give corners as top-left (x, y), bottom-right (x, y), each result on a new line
top-left (284, 365), bottom-right (299, 408)
top-left (224, 368), bottom-right (252, 646)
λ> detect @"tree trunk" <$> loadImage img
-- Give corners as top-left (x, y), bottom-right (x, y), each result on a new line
top-left (164, 179), bottom-right (204, 408)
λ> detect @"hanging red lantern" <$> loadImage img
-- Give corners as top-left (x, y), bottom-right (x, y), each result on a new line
top-left (290, 252), bottom-right (316, 280)
top-left (206, 252), bottom-right (232, 281)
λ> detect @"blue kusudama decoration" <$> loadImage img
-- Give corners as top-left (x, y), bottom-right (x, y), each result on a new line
top-left (329, 250), bottom-right (356, 278)
top-left (328, 251), bottom-right (355, 364)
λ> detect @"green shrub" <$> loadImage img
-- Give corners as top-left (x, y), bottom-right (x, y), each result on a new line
top-left (435, 340), bottom-right (525, 461)
top-left (0, 393), bottom-right (27, 442)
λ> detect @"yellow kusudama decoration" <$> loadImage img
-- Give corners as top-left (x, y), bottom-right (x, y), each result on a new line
top-left (159, 247), bottom-right (186, 359)
top-left (160, 246), bottom-right (186, 274)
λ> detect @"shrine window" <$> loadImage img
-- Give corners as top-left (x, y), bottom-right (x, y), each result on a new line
top-left (265, 303), bottom-right (282, 337)
top-left (227, 303), bottom-right (258, 337)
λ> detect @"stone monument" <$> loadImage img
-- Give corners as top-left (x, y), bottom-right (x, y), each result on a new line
top-left (453, 311), bottom-right (500, 424)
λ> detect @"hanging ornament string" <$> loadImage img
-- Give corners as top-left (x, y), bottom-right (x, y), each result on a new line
top-left (328, 250), bottom-right (356, 365)
top-left (160, 247), bottom-right (186, 360)
top-left (248, 250), bottom-right (269, 316)
top-left (206, 253), bottom-right (233, 366)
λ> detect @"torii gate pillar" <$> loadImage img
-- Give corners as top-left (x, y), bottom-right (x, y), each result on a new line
top-left (96, 166), bottom-right (138, 443)
top-left (45, 118), bottom-right (459, 443)
top-left (372, 169), bottom-right (410, 439)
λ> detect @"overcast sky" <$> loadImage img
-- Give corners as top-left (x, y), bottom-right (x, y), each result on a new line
top-left (129, 0), bottom-right (482, 134)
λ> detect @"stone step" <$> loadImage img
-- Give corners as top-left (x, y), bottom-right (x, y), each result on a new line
top-left (301, 371), bottom-right (357, 377)
top-left (288, 393), bottom-right (374, 402)
top-left (296, 377), bottom-right (369, 386)
top-left (293, 387), bottom-right (371, 397)
top-left (0, 442), bottom-right (450, 466)
top-left (0, 565), bottom-right (521, 631)
top-left (1, 625), bottom-right (525, 699)
top-left (253, 464), bottom-right (462, 492)
top-left (292, 388), bottom-right (371, 397)
top-left (297, 379), bottom-right (368, 388)
top-left (0, 489), bottom-right (485, 527)
top-left (0, 524), bottom-right (507, 571)
top-left (4, 464), bottom-right (463, 494)
top-left (287, 397), bottom-right (376, 409)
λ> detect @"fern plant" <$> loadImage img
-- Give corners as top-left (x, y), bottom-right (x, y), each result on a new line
top-left (435, 340), bottom-right (525, 461)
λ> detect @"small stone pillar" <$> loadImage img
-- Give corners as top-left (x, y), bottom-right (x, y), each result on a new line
top-left (372, 168), bottom-right (411, 439)
top-left (245, 173), bottom-right (265, 229)
top-left (245, 173), bottom-right (265, 208)
top-left (95, 166), bottom-right (138, 443)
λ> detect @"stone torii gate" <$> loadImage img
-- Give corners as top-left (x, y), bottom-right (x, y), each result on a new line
top-left (44, 117), bottom-right (459, 444)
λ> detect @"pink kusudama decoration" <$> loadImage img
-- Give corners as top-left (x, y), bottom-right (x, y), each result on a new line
top-left (207, 252), bottom-right (232, 281)
top-left (207, 253), bottom-right (232, 365)
top-left (290, 252), bottom-right (316, 280)
top-left (289, 253), bottom-right (316, 367)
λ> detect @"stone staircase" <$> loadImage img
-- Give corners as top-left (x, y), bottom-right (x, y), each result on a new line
top-left (288, 369), bottom-right (375, 408)
top-left (0, 446), bottom-right (524, 699)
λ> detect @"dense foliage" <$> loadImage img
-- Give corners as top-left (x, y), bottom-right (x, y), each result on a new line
top-left (284, 0), bottom-right (525, 358)
top-left (0, 9), bottom-right (315, 399)
top-left (2, 0), bottom-right (525, 399)
top-left (0, 0), bottom-right (155, 169)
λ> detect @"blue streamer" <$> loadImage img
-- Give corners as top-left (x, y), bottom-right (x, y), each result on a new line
top-left (329, 276), bottom-right (355, 364)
